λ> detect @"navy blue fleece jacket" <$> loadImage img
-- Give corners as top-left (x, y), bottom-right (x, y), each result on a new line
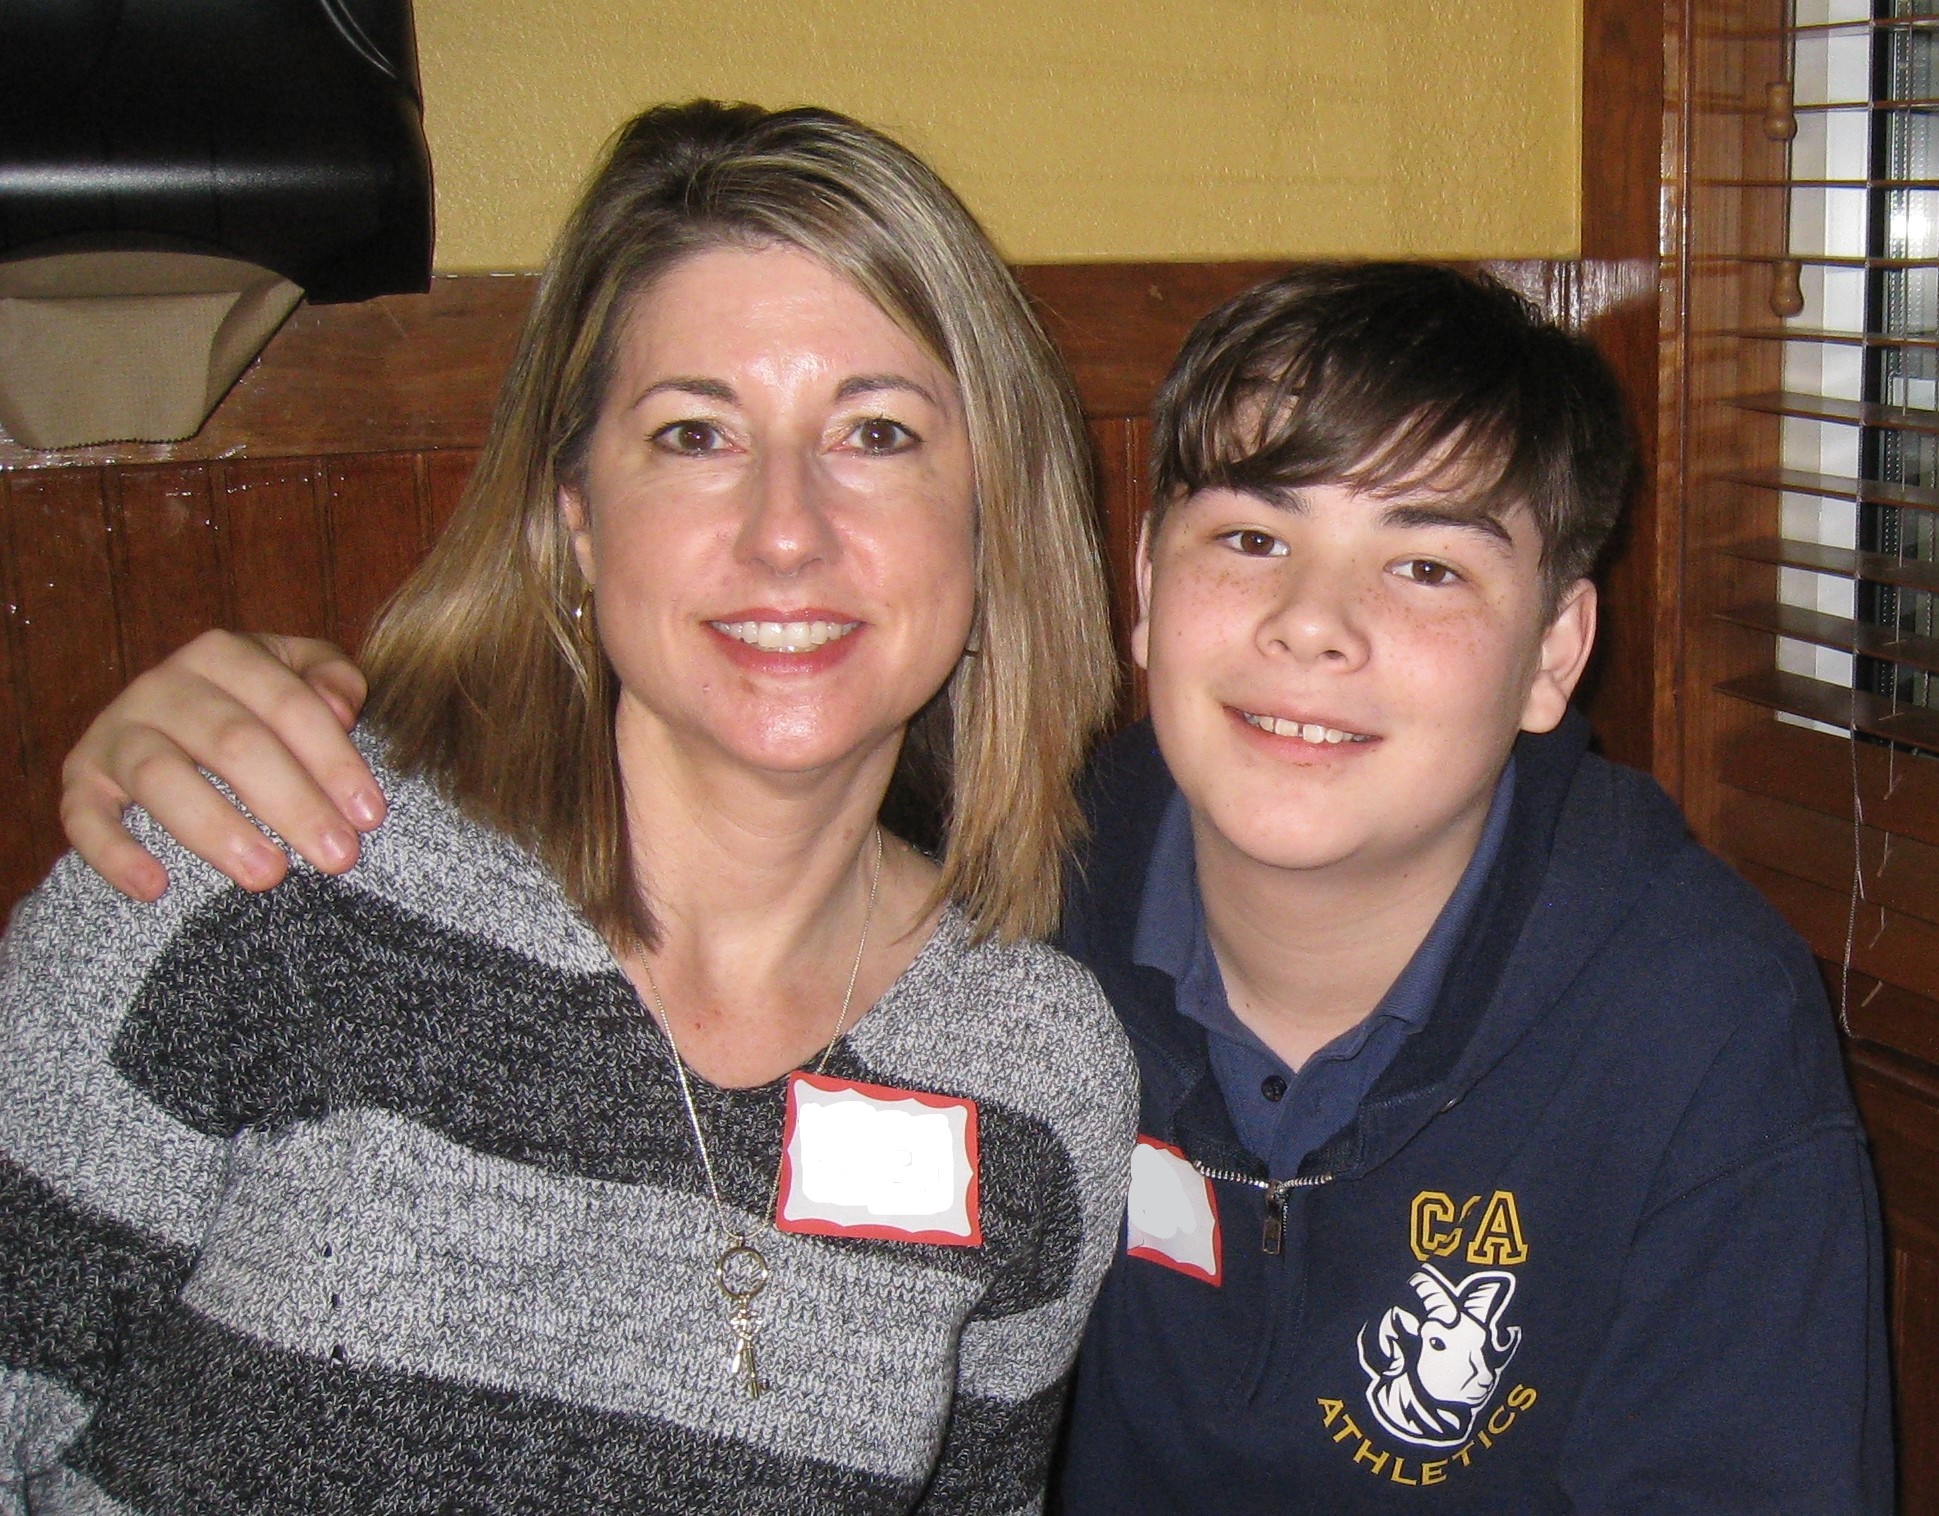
top-left (1054, 713), bottom-right (1892, 1514)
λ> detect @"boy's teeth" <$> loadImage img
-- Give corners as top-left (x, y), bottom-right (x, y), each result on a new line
top-left (1243, 712), bottom-right (1367, 745)
top-left (713, 619), bottom-right (855, 652)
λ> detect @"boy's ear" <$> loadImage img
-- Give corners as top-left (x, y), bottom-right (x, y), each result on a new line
top-left (1519, 579), bottom-right (1597, 734)
top-left (559, 484), bottom-right (597, 585)
top-left (1130, 513), bottom-right (1155, 672)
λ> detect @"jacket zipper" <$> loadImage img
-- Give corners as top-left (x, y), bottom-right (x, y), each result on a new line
top-left (1190, 1163), bottom-right (1334, 1255)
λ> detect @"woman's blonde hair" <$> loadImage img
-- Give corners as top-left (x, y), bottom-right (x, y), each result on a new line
top-left (363, 101), bottom-right (1116, 947)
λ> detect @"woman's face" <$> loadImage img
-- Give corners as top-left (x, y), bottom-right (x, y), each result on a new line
top-left (562, 244), bottom-right (977, 786)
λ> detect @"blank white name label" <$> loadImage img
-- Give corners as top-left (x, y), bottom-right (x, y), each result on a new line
top-left (776, 1072), bottom-right (982, 1246)
top-left (1125, 1135), bottom-right (1222, 1284)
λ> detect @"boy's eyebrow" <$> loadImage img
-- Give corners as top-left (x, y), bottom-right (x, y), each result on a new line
top-left (1249, 488), bottom-right (1519, 550)
top-left (1377, 499), bottom-right (1515, 549)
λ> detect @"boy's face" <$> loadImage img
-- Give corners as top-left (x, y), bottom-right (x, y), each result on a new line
top-left (1133, 482), bottom-right (1595, 889)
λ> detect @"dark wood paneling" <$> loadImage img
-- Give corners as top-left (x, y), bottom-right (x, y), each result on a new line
top-left (110, 465), bottom-right (227, 676)
top-left (0, 478), bottom-right (40, 909)
top-left (1893, 1243), bottom-right (1939, 1508)
top-left (324, 454), bottom-right (424, 650)
top-left (421, 449), bottom-right (478, 544)
top-left (1088, 415), bottom-right (1147, 723)
top-left (221, 460), bottom-right (332, 640)
top-left (1849, 1046), bottom-right (1939, 1511)
top-left (1587, 286), bottom-right (1676, 780)
top-left (4, 468), bottom-right (124, 898)
top-left (1017, 263), bottom-right (1291, 418)
top-left (1582, 0), bottom-right (1676, 786)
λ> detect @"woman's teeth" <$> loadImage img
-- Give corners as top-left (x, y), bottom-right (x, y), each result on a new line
top-left (1242, 712), bottom-right (1369, 745)
top-left (713, 619), bottom-right (857, 652)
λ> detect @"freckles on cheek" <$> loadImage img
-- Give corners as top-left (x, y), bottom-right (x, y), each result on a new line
top-left (1392, 596), bottom-right (1490, 658)
top-left (1163, 562), bottom-right (1250, 637)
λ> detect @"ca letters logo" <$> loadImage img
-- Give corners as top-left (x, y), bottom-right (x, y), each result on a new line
top-left (1356, 1263), bottom-right (1521, 1449)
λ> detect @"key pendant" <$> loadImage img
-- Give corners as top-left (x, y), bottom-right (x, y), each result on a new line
top-left (715, 1239), bottom-right (773, 1399)
top-left (728, 1297), bottom-right (769, 1399)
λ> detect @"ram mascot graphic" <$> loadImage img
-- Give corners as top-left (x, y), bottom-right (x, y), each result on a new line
top-left (1357, 1263), bottom-right (1522, 1449)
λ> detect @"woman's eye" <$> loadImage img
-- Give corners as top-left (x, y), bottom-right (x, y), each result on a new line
top-left (1395, 558), bottom-right (1459, 586)
top-left (846, 417), bottom-right (918, 454)
top-left (1223, 529), bottom-right (1285, 558)
top-left (652, 420), bottom-right (726, 454)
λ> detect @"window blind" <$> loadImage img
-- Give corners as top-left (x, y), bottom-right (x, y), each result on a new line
top-left (1717, 0), bottom-right (1939, 753)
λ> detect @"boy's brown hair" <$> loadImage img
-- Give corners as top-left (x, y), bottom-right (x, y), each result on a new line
top-left (1151, 262), bottom-right (1633, 602)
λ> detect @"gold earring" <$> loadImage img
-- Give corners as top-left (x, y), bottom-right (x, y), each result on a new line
top-left (572, 585), bottom-right (598, 649)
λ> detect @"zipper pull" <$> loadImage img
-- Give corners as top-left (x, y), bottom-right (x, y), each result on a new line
top-left (1262, 1186), bottom-right (1286, 1255)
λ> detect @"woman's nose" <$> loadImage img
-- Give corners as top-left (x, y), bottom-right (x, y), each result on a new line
top-left (735, 448), bottom-right (838, 573)
top-left (1258, 561), bottom-right (1371, 667)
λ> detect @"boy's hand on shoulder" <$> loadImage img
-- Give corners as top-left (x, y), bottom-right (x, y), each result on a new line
top-left (60, 631), bottom-right (381, 900)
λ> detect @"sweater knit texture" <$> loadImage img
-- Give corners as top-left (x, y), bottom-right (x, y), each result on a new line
top-left (0, 746), bottom-right (1138, 1516)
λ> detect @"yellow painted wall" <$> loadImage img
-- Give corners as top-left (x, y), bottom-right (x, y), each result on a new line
top-left (416, 0), bottom-right (1580, 271)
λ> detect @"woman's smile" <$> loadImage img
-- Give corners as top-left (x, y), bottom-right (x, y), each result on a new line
top-left (709, 616), bottom-right (861, 654)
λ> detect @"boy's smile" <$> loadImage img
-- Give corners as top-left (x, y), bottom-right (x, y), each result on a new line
top-left (1133, 481), bottom-right (1595, 899)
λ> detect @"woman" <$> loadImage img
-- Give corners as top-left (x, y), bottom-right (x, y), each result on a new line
top-left (1, 102), bottom-right (1136, 1514)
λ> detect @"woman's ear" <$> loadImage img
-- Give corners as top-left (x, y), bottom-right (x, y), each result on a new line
top-left (559, 484), bottom-right (596, 585)
top-left (1130, 513), bottom-right (1155, 672)
top-left (1520, 579), bottom-right (1597, 734)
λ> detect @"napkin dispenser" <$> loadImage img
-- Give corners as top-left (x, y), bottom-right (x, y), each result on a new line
top-left (0, 0), bottom-right (433, 448)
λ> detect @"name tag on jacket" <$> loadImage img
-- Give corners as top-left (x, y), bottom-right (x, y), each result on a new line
top-left (1126, 1135), bottom-right (1223, 1284)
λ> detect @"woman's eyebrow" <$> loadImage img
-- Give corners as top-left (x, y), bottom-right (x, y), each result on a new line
top-left (635, 376), bottom-right (737, 406)
top-left (835, 373), bottom-right (943, 407)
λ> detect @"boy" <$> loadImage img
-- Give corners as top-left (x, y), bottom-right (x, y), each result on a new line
top-left (1053, 264), bottom-right (1891, 1511)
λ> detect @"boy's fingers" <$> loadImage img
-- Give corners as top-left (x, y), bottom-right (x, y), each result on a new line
top-left (224, 636), bottom-right (386, 832)
top-left (58, 784), bottom-right (171, 902)
top-left (259, 634), bottom-right (371, 737)
top-left (158, 689), bottom-right (368, 875)
top-left (60, 630), bottom-right (383, 893)
top-left (61, 726), bottom-right (292, 894)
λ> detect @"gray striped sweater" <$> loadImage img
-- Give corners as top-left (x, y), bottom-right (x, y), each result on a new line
top-left (0, 751), bottom-right (1138, 1515)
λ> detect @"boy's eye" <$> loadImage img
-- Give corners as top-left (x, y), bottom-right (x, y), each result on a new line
top-left (652, 419), bottom-right (728, 455)
top-left (1393, 557), bottom-right (1459, 586)
top-left (845, 417), bottom-right (918, 454)
top-left (1221, 529), bottom-right (1287, 558)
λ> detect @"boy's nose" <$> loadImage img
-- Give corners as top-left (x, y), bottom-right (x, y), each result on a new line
top-left (735, 448), bottom-right (838, 574)
top-left (1257, 566), bottom-right (1371, 668)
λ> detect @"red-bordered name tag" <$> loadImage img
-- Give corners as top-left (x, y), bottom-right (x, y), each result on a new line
top-left (775, 1071), bottom-right (982, 1246)
top-left (1125, 1135), bottom-right (1222, 1285)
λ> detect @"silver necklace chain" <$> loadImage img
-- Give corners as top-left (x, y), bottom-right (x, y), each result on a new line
top-left (637, 826), bottom-right (884, 1397)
